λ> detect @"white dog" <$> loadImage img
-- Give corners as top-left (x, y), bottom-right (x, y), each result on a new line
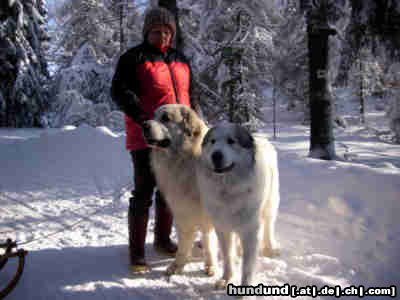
top-left (196, 123), bottom-right (280, 289)
top-left (142, 104), bottom-right (218, 276)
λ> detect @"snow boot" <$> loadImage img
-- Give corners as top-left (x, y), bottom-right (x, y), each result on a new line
top-left (128, 196), bottom-right (150, 273)
top-left (153, 192), bottom-right (177, 257)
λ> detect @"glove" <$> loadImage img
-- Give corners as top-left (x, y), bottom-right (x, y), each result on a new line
top-left (124, 90), bottom-right (146, 125)
top-left (126, 106), bottom-right (145, 124)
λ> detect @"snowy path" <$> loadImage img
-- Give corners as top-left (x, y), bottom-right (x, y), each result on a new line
top-left (0, 119), bottom-right (399, 299)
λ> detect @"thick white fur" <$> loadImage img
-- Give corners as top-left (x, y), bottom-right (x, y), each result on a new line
top-left (142, 104), bottom-right (217, 276)
top-left (196, 123), bottom-right (280, 289)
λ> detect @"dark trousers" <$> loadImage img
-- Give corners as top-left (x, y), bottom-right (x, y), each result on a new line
top-left (128, 148), bottom-right (176, 264)
top-left (129, 148), bottom-right (169, 215)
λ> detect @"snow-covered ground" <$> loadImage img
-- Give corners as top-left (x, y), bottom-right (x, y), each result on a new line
top-left (1, 102), bottom-right (399, 299)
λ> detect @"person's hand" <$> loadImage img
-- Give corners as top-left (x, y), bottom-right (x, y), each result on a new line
top-left (127, 109), bottom-right (146, 126)
top-left (136, 115), bottom-right (147, 127)
top-left (126, 90), bottom-right (141, 106)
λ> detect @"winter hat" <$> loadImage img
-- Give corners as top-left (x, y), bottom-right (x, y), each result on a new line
top-left (143, 7), bottom-right (176, 40)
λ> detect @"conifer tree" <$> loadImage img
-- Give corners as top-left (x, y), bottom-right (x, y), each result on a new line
top-left (0, 0), bottom-right (50, 127)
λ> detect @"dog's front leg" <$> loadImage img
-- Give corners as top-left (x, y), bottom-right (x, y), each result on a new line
top-left (240, 225), bottom-right (260, 287)
top-left (261, 169), bottom-right (281, 258)
top-left (166, 223), bottom-right (196, 275)
top-left (261, 213), bottom-right (281, 258)
top-left (201, 222), bottom-right (218, 276)
top-left (215, 230), bottom-right (235, 289)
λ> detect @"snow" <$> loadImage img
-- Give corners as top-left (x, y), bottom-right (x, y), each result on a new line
top-left (1, 104), bottom-right (399, 299)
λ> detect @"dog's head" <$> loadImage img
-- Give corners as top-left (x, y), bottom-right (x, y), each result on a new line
top-left (201, 123), bottom-right (255, 174)
top-left (142, 104), bottom-right (205, 152)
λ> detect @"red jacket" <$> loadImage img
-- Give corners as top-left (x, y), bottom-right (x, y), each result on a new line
top-left (111, 42), bottom-right (191, 150)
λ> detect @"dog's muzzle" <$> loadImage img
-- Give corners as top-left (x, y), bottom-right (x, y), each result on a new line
top-left (211, 151), bottom-right (235, 174)
top-left (146, 138), bottom-right (171, 148)
top-left (142, 121), bottom-right (171, 148)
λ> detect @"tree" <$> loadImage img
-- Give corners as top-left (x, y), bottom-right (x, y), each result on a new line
top-left (336, 0), bottom-right (400, 86)
top-left (265, 2), bottom-right (308, 137)
top-left (358, 51), bottom-right (366, 124)
top-left (44, 0), bottom-right (144, 129)
top-left (333, 0), bottom-right (400, 140)
top-left (0, 0), bottom-right (50, 127)
top-left (386, 63), bottom-right (400, 143)
top-left (302, 0), bottom-right (338, 160)
top-left (349, 47), bottom-right (382, 124)
top-left (51, 0), bottom-right (142, 68)
top-left (179, 0), bottom-right (283, 130)
top-left (119, 0), bottom-right (125, 52)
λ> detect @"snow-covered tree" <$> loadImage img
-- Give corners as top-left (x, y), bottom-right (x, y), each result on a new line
top-left (51, 0), bottom-right (142, 68)
top-left (335, 0), bottom-right (400, 86)
top-left (301, 0), bottom-right (346, 160)
top-left (179, 0), bottom-right (288, 131)
top-left (265, 1), bottom-right (308, 130)
top-left (45, 0), bottom-right (144, 129)
top-left (0, 0), bottom-right (50, 127)
top-left (385, 63), bottom-right (400, 143)
top-left (346, 47), bottom-right (386, 124)
top-left (330, 0), bottom-right (400, 140)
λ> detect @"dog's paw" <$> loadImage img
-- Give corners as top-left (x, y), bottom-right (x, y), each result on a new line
top-left (215, 278), bottom-right (233, 290)
top-left (262, 247), bottom-right (281, 258)
top-left (166, 262), bottom-right (184, 276)
top-left (204, 264), bottom-right (216, 277)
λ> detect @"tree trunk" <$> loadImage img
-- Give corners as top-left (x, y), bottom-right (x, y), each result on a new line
top-left (119, 0), bottom-right (125, 52)
top-left (158, 0), bottom-right (182, 50)
top-left (273, 81), bottom-right (277, 139)
top-left (307, 3), bottom-right (337, 160)
top-left (359, 55), bottom-right (365, 124)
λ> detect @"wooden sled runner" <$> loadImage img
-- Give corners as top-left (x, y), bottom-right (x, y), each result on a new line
top-left (0, 239), bottom-right (28, 299)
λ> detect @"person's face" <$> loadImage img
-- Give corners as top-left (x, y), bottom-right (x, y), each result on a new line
top-left (147, 25), bottom-right (173, 50)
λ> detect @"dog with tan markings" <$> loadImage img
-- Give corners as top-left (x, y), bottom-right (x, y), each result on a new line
top-left (141, 104), bottom-right (217, 276)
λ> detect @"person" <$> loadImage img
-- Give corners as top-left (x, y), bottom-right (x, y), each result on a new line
top-left (111, 7), bottom-right (201, 273)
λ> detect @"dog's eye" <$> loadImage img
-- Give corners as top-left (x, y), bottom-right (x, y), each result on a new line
top-left (211, 139), bottom-right (216, 145)
top-left (227, 138), bottom-right (235, 145)
top-left (161, 114), bottom-right (170, 123)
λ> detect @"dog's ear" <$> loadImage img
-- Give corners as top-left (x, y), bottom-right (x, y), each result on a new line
top-left (181, 106), bottom-right (201, 138)
top-left (202, 127), bottom-right (215, 147)
top-left (234, 124), bottom-right (254, 149)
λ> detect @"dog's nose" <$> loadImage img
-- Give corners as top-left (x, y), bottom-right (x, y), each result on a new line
top-left (141, 121), bottom-right (151, 135)
top-left (142, 121), bottom-right (150, 130)
top-left (211, 151), bottom-right (223, 167)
